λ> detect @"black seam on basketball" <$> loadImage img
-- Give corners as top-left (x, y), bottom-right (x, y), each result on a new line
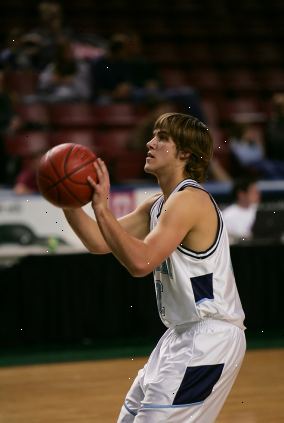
top-left (63, 143), bottom-right (76, 173)
top-left (47, 157), bottom-right (95, 190)
top-left (44, 144), bottom-right (75, 190)
top-left (48, 148), bottom-right (64, 180)
top-left (60, 178), bottom-right (84, 205)
top-left (64, 157), bottom-right (96, 180)
top-left (43, 149), bottom-right (96, 192)
top-left (37, 173), bottom-right (55, 184)
top-left (64, 178), bottom-right (92, 186)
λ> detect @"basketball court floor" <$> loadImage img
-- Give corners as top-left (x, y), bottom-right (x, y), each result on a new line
top-left (1, 348), bottom-right (283, 422)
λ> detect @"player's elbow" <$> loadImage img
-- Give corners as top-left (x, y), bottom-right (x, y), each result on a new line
top-left (87, 243), bottom-right (111, 255)
top-left (129, 263), bottom-right (152, 278)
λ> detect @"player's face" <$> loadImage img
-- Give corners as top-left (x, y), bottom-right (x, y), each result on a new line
top-left (144, 129), bottom-right (181, 176)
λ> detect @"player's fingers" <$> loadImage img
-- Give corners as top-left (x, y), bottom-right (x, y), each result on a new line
top-left (96, 158), bottom-right (106, 176)
top-left (87, 176), bottom-right (97, 188)
top-left (98, 157), bottom-right (106, 167)
top-left (98, 158), bottom-right (110, 182)
top-left (94, 159), bottom-right (104, 175)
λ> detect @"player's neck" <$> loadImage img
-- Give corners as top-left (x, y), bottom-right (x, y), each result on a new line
top-left (157, 172), bottom-right (188, 201)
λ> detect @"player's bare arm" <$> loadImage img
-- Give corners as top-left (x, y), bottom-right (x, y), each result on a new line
top-left (88, 158), bottom-right (206, 277)
top-left (63, 181), bottom-right (160, 254)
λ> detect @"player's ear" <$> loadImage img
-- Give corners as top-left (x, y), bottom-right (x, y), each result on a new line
top-left (179, 151), bottom-right (191, 160)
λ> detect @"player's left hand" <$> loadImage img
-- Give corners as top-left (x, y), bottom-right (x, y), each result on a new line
top-left (87, 158), bottom-right (110, 212)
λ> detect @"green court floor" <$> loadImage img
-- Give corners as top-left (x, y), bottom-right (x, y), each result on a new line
top-left (0, 330), bottom-right (283, 367)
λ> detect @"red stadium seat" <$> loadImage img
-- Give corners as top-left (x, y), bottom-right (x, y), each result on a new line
top-left (220, 98), bottom-right (266, 123)
top-left (160, 69), bottom-right (189, 88)
top-left (50, 130), bottom-right (98, 151)
top-left (15, 103), bottom-right (49, 127)
top-left (49, 103), bottom-right (97, 127)
top-left (93, 104), bottom-right (138, 127)
top-left (252, 44), bottom-right (283, 66)
top-left (111, 150), bottom-right (147, 182)
top-left (5, 131), bottom-right (50, 157)
top-left (212, 45), bottom-right (249, 66)
top-left (188, 69), bottom-right (222, 93)
top-left (223, 69), bottom-right (260, 93)
top-left (3, 70), bottom-right (38, 96)
top-left (259, 69), bottom-right (284, 92)
top-left (94, 129), bottom-right (132, 157)
top-left (180, 43), bottom-right (212, 65)
top-left (147, 42), bottom-right (179, 65)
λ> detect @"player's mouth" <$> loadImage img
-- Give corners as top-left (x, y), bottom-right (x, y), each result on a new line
top-left (146, 152), bottom-right (155, 160)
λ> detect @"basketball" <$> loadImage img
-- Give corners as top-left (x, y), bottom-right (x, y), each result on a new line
top-left (37, 143), bottom-right (98, 208)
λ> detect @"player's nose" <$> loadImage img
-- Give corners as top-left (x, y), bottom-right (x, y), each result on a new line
top-left (146, 136), bottom-right (157, 149)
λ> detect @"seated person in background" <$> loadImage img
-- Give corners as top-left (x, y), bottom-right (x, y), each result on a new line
top-left (265, 92), bottom-right (284, 161)
top-left (0, 28), bottom-right (46, 71)
top-left (91, 32), bottom-right (205, 120)
top-left (13, 150), bottom-right (43, 195)
top-left (91, 32), bottom-right (160, 104)
top-left (37, 36), bottom-right (91, 102)
top-left (229, 123), bottom-right (284, 180)
top-left (30, 0), bottom-right (73, 68)
top-left (31, 0), bottom-right (106, 64)
top-left (222, 177), bottom-right (261, 244)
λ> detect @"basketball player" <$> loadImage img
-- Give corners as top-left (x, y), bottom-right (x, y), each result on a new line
top-left (63, 113), bottom-right (246, 422)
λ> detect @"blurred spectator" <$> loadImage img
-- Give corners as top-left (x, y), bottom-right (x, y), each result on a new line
top-left (91, 32), bottom-right (205, 120)
top-left (229, 123), bottom-right (284, 179)
top-left (13, 151), bottom-right (42, 194)
top-left (29, 0), bottom-right (72, 68)
top-left (0, 28), bottom-right (46, 71)
top-left (265, 92), bottom-right (284, 161)
top-left (91, 32), bottom-right (159, 103)
top-left (222, 177), bottom-right (261, 244)
top-left (37, 36), bottom-right (91, 102)
top-left (0, 71), bottom-right (22, 185)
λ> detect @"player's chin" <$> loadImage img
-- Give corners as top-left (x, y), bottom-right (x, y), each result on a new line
top-left (144, 163), bottom-right (154, 175)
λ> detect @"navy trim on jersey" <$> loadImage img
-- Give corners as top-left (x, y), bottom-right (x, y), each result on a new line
top-left (156, 179), bottom-right (200, 219)
top-left (196, 298), bottom-right (215, 305)
top-left (175, 181), bottom-right (223, 259)
top-left (177, 210), bottom-right (223, 259)
top-left (190, 273), bottom-right (214, 304)
top-left (141, 402), bottom-right (204, 409)
top-left (173, 364), bottom-right (224, 405)
top-left (156, 197), bottom-right (164, 218)
top-left (124, 402), bottom-right (137, 416)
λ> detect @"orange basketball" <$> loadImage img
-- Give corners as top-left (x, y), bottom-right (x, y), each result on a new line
top-left (37, 143), bottom-right (98, 208)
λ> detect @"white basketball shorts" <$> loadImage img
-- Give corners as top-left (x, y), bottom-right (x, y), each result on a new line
top-left (117, 319), bottom-right (246, 423)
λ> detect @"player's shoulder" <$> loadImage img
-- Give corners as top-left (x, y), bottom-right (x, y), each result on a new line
top-left (171, 185), bottom-right (211, 208)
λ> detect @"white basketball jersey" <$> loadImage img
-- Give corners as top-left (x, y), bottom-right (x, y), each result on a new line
top-left (150, 179), bottom-right (245, 330)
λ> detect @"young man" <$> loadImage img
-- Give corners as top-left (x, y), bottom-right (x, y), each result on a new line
top-left (63, 113), bottom-right (246, 423)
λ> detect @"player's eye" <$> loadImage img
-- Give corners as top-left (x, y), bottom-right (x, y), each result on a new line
top-left (158, 133), bottom-right (167, 141)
